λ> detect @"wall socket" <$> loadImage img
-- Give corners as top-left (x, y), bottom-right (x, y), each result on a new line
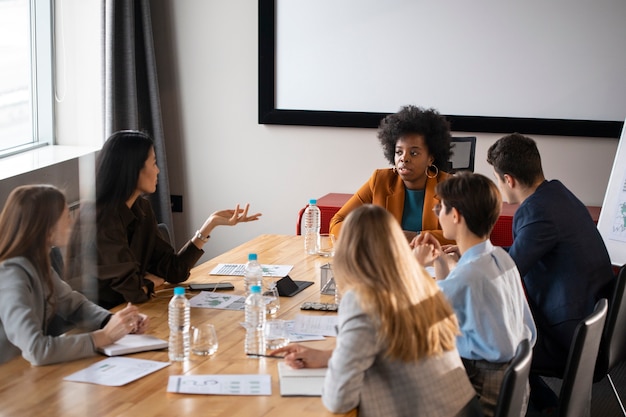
top-left (171, 195), bottom-right (183, 212)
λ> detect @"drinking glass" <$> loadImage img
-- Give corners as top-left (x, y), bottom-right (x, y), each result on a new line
top-left (265, 319), bottom-right (290, 350)
top-left (191, 323), bottom-right (219, 356)
top-left (317, 233), bottom-right (336, 257)
top-left (263, 284), bottom-right (280, 317)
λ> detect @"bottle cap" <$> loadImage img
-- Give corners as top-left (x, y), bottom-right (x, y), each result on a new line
top-left (309, 199), bottom-right (317, 204)
top-left (174, 286), bottom-right (185, 296)
top-left (248, 253), bottom-right (258, 261)
top-left (250, 285), bottom-right (261, 293)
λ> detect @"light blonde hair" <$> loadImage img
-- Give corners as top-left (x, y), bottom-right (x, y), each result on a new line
top-left (333, 204), bottom-right (459, 361)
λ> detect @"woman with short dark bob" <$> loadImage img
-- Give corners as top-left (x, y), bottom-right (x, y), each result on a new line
top-left (0, 185), bottom-right (146, 366)
top-left (66, 130), bottom-right (261, 308)
top-left (329, 105), bottom-right (453, 244)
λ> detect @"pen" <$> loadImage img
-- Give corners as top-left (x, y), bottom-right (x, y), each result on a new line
top-left (246, 354), bottom-right (285, 358)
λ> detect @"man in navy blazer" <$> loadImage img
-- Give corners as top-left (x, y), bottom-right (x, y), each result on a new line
top-left (487, 133), bottom-right (614, 409)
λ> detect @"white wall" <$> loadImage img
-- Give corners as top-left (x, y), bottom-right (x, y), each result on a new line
top-left (153, 0), bottom-right (619, 262)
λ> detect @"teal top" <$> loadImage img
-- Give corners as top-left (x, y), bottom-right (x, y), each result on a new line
top-left (401, 188), bottom-right (425, 232)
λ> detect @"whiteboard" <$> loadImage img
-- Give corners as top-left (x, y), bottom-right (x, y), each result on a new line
top-left (597, 119), bottom-right (626, 267)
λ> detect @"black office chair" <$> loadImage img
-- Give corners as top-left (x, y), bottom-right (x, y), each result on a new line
top-left (494, 339), bottom-right (533, 417)
top-left (557, 298), bottom-right (608, 417)
top-left (448, 136), bottom-right (477, 173)
top-left (157, 222), bottom-right (173, 246)
top-left (593, 266), bottom-right (626, 416)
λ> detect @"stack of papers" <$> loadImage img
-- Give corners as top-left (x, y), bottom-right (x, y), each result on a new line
top-left (209, 264), bottom-right (293, 277)
top-left (277, 362), bottom-right (327, 396)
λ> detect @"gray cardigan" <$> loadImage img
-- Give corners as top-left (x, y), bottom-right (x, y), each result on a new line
top-left (0, 257), bottom-right (111, 365)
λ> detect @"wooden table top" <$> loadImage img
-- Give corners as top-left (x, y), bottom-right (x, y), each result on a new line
top-left (0, 234), bottom-right (355, 417)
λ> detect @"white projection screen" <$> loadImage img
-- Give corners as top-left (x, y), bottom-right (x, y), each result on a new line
top-left (259, 0), bottom-right (626, 137)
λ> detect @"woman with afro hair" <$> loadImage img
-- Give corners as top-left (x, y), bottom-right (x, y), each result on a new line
top-left (329, 105), bottom-right (453, 244)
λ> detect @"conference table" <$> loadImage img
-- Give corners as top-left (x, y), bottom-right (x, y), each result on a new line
top-left (0, 234), bottom-right (356, 417)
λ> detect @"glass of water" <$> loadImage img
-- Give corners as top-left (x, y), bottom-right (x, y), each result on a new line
top-left (263, 284), bottom-right (280, 317)
top-left (191, 323), bottom-right (219, 356)
top-left (265, 319), bottom-right (289, 350)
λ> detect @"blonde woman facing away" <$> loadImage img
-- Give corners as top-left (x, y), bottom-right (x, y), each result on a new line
top-left (0, 185), bottom-right (148, 366)
top-left (271, 205), bottom-right (479, 417)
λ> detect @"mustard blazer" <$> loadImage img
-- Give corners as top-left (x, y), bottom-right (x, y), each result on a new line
top-left (329, 168), bottom-right (452, 244)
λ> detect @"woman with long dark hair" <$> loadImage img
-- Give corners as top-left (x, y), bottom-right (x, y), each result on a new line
top-left (66, 130), bottom-right (261, 308)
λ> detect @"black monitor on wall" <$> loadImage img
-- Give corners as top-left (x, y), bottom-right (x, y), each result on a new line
top-left (259, 0), bottom-right (625, 138)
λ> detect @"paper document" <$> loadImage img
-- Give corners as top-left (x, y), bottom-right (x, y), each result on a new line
top-left (210, 264), bottom-right (293, 277)
top-left (98, 334), bottom-right (168, 356)
top-left (293, 314), bottom-right (338, 337)
top-left (167, 374), bottom-right (271, 395)
top-left (64, 357), bottom-right (169, 386)
top-left (277, 362), bottom-right (327, 396)
top-left (189, 292), bottom-right (246, 310)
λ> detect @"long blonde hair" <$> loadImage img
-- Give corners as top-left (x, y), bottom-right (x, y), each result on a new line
top-left (0, 185), bottom-right (67, 306)
top-left (333, 204), bottom-right (459, 361)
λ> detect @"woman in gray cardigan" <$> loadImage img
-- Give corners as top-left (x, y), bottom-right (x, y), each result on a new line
top-left (0, 185), bottom-right (147, 366)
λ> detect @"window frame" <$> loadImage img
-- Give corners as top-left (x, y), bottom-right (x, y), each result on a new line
top-left (0, 0), bottom-right (54, 158)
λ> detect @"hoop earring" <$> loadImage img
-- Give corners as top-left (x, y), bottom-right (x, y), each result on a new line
top-left (392, 166), bottom-right (398, 174)
top-left (425, 164), bottom-right (439, 179)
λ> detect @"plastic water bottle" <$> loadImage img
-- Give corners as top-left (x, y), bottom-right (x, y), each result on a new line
top-left (303, 199), bottom-right (321, 255)
top-left (244, 253), bottom-right (263, 297)
top-left (244, 285), bottom-right (266, 356)
top-left (168, 286), bottom-right (190, 361)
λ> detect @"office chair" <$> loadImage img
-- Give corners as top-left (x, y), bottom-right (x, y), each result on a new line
top-left (593, 266), bottom-right (626, 416)
top-left (448, 136), bottom-right (477, 173)
top-left (558, 298), bottom-right (608, 417)
top-left (157, 223), bottom-right (173, 245)
top-left (494, 339), bottom-right (533, 417)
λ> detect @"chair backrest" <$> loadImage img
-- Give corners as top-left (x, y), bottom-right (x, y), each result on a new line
top-left (449, 136), bottom-right (477, 173)
top-left (595, 265), bottom-right (626, 381)
top-left (157, 223), bottom-right (173, 246)
top-left (493, 339), bottom-right (533, 417)
top-left (559, 298), bottom-right (609, 417)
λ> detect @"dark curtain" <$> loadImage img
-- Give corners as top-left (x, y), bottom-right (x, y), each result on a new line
top-left (103, 0), bottom-right (174, 241)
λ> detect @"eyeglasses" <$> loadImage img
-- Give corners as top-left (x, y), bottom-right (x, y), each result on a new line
top-left (432, 203), bottom-right (442, 217)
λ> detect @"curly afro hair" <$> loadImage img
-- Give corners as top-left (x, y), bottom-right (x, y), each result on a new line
top-left (377, 105), bottom-right (452, 169)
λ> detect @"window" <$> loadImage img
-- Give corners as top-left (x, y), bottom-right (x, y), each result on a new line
top-left (0, 0), bottom-right (53, 157)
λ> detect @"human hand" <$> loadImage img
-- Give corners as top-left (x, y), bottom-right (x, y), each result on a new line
top-left (94, 303), bottom-right (140, 347)
top-left (269, 343), bottom-right (332, 369)
top-left (413, 243), bottom-right (438, 266)
top-left (441, 244), bottom-right (460, 262)
top-left (131, 313), bottom-right (150, 334)
top-left (201, 204), bottom-right (262, 233)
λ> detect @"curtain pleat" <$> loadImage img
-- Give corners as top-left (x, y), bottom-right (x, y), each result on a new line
top-left (104, 0), bottom-right (175, 243)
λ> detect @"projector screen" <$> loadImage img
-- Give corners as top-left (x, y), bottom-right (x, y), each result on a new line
top-left (259, 0), bottom-right (625, 138)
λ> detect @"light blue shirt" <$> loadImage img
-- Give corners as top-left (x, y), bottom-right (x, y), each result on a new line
top-left (437, 240), bottom-right (537, 362)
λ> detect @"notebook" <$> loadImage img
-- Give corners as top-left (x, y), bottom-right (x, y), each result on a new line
top-left (277, 361), bottom-right (327, 396)
top-left (98, 334), bottom-right (168, 356)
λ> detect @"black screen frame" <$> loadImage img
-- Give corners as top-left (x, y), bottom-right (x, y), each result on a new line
top-left (258, 0), bottom-right (622, 138)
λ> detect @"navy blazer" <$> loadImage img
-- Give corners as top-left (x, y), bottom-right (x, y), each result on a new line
top-left (508, 180), bottom-right (614, 335)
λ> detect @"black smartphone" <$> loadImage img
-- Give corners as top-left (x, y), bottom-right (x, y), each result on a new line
top-left (188, 282), bottom-right (235, 291)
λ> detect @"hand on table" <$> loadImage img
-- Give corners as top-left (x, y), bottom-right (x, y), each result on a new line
top-left (93, 303), bottom-right (148, 347)
top-left (269, 343), bottom-right (332, 369)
